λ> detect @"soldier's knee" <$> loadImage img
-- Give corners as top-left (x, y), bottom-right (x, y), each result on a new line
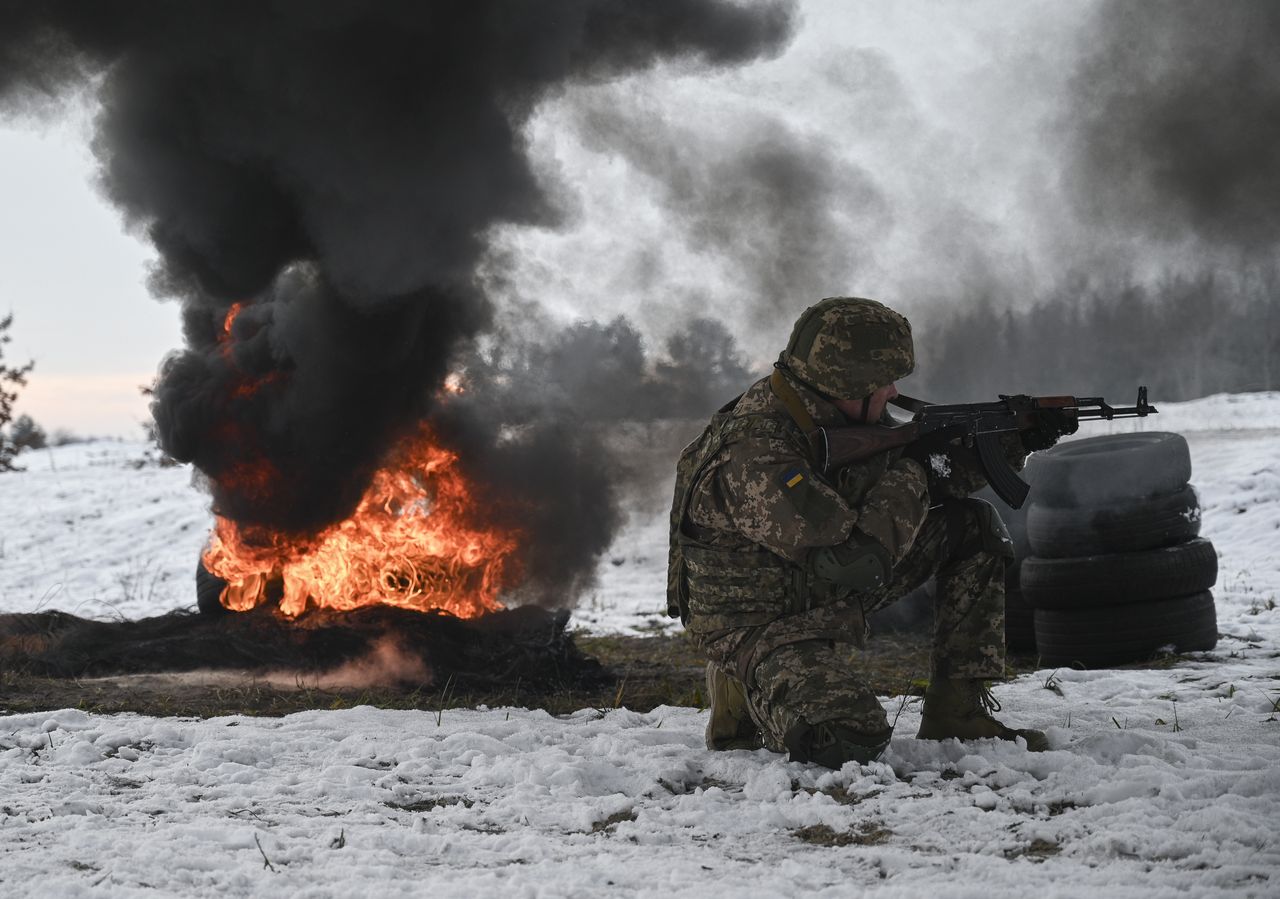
top-left (784, 719), bottom-right (893, 768)
top-left (941, 498), bottom-right (1014, 563)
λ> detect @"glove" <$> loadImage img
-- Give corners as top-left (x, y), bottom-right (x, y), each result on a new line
top-left (1021, 408), bottom-right (1079, 453)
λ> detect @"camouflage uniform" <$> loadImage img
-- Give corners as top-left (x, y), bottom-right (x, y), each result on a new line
top-left (668, 297), bottom-right (1029, 764)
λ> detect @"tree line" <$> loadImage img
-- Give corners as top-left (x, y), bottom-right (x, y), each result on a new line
top-left (911, 273), bottom-right (1279, 404)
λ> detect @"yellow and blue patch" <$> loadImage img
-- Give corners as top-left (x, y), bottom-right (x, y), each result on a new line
top-left (778, 464), bottom-right (839, 523)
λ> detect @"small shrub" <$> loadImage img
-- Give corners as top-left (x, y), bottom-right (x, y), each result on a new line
top-left (9, 414), bottom-right (46, 451)
top-left (0, 314), bottom-right (34, 472)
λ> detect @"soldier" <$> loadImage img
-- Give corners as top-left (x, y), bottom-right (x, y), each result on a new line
top-left (667, 296), bottom-right (1060, 768)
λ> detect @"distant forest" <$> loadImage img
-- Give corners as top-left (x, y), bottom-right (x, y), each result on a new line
top-left (911, 273), bottom-right (1280, 404)
top-left (477, 274), bottom-right (1277, 427)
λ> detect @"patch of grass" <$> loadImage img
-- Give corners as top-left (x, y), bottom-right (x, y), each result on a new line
top-left (388, 796), bottom-right (474, 812)
top-left (1042, 670), bottom-right (1064, 697)
top-left (1005, 838), bottom-right (1061, 861)
top-left (1262, 690), bottom-right (1280, 722)
top-left (792, 822), bottom-right (892, 847)
top-left (590, 808), bottom-right (638, 834)
top-left (799, 784), bottom-right (883, 806)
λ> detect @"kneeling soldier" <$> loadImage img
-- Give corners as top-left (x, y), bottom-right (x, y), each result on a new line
top-left (667, 297), bottom-right (1051, 767)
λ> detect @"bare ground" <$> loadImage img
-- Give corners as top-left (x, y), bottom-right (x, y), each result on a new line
top-left (0, 629), bottom-right (1043, 719)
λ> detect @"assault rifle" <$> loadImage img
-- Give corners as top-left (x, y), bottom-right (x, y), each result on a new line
top-left (819, 387), bottom-right (1158, 509)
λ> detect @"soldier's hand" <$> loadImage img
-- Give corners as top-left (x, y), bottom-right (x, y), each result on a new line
top-left (902, 430), bottom-right (976, 486)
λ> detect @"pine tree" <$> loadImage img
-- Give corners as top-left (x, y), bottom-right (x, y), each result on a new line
top-left (0, 314), bottom-right (35, 473)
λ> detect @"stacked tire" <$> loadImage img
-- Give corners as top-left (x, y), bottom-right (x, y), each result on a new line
top-left (1003, 561), bottom-right (1037, 654)
top-left (1020, 432), bottom-right (1218, 668)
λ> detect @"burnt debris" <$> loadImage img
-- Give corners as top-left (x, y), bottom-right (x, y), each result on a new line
top-left (0, 605), bottom-right (604, 692)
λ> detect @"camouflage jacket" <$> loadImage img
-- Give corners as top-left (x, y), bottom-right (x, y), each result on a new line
top-left (685, 371), bottom-right (1026, 566)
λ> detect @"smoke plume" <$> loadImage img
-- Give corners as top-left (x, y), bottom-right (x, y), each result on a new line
top-left (0, 0), bottom-right (794, 601)
top-left (1063, 0), bottom-right (1280, 256)
top-left (573, 102), bottom-right (887, 327)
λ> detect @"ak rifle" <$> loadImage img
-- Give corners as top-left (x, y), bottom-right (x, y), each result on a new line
top-left (819, 387), bottom-right (1159, 509)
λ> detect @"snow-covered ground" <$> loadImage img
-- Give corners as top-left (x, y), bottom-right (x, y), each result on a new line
top-left (1, 393), bottom-right (1278, 896)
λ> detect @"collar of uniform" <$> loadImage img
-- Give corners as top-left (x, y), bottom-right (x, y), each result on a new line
top-left (771, 368), bottom-right (848, 429)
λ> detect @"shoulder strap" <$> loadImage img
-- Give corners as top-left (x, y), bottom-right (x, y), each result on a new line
top-left (769, 368), bottom-right (823, 462)
top-left (675, 409), bottom-right (789, 539)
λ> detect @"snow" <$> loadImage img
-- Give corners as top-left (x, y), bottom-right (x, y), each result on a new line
top-left (2, 393), bottom-right (1279, 896)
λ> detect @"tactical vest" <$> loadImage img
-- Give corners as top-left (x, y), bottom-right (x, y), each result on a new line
top-left (667, 398), bottom-right (820, 629)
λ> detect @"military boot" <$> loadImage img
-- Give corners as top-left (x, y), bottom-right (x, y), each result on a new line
top-left (916, 678), bottom-right (1049, 752)
top-left (704, 662), bottom-right (763, 751)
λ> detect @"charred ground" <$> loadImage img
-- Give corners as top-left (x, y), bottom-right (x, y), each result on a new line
top-left (0, 624), bottom-right (1043, 720)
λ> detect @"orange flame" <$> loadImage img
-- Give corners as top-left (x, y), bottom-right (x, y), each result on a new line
top-left (221, 302), bottom-right (244, 355)
top-left (202, 427), bottom-right (521, 618)
top-left (223, 302), bottom-right (242, 334)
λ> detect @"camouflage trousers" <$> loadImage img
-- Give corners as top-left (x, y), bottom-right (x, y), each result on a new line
top-left (693, 499), bottom-right (1009, 755)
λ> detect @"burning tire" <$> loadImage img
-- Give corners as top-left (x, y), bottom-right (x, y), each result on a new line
top-left (1028, 432), bottom-right (1191, 508)
top-left (1026, 484), bottom-right (1202, 558)
top-left (1020, 537), bottom-right (1218, 609)
top-left (195, 561), bottom-right (229, 616)
top-left (1033, 591), bottom-right (1217, 669)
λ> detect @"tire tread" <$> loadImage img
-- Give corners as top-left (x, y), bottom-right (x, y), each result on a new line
top-left (1034, 591), bottom-right (1217, 667)
top-left (1021, 538), bottom-right (1217, 608)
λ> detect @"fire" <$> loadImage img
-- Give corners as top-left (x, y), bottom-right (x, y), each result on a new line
top-left (442, 372), bottom-right (465, 395)
top-left (222, 302), bottom-right (242, 334)
top-left (221, 302), bottom-right (244, 356)
top-left (202, 427), bottom-right (521, 618)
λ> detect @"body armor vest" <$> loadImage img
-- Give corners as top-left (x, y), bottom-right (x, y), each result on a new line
top-left (667, 399), bottom-right (818, 628)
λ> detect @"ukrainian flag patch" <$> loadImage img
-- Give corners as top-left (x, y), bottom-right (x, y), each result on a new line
top-left (782, 467), bottom-right (805, 489)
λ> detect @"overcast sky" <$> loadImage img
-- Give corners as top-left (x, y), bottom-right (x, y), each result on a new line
top-left (0, 103), bottom-right (179, 436)
top-left (0, 0), bottom-right (1157, 437)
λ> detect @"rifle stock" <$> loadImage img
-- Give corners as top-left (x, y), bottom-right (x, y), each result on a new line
top-left (819, 422), bottom-right (920, 472)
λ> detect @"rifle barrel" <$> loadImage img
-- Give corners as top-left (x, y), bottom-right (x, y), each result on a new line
top-left (1075, 405), bottom-right (1157, 420)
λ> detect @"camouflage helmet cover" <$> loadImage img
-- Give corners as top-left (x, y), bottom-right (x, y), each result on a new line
top-left (779, 297), bottom-right (914, 400)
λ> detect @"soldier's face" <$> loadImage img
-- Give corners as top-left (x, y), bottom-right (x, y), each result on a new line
top-left (834, 382), bottom-right (898, 423)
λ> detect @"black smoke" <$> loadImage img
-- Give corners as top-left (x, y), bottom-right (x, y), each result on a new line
top-left (1062, 0), bottom-right (1280, 254)
top-left (0, 0), bottom-right (794, 601)
top-left (574, 101), bottom-right (887, 327)
top-left (433, 311), bottom-right (753, 597)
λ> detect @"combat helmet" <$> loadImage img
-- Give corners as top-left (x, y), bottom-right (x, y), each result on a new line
top-left (778, 297), bottom-right (914, 400)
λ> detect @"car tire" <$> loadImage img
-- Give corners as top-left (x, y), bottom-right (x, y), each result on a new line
top-left (1020, 537), bottom-right (1218, 608)
top-left (1005, 588), bottom-right (1036, 653)
top-left (1026, 484), bottom-right (1202, 558)
top-left (196, 561), bottom-right (229, 616)
top-left (1034, 591), bottom-right (1217, 668)
top-left (1028, 432), bottom-right (1191, 508)
top-left (1004, 562), bottom-right (1035, 652)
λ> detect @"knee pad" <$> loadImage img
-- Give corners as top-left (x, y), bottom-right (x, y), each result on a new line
top-left (783, 720), bottom-right (893, 768)
top-left (808, 535), bottom-right (891, 591)
top-left (942, 498), bottom-right (1014, 562)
